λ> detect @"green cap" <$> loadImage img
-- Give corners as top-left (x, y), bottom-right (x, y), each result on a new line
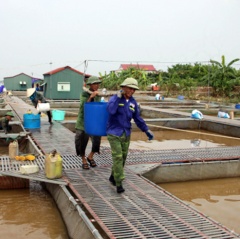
top-left (86, 76), bottom-right (101, 85)
top-left (120, 78), bottom-right (139, 90)
top-left (5, 112), bottom-right (14, 117)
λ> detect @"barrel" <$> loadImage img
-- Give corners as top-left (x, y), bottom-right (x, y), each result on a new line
top-left (84, 102), bottom-right (109, 136)
top-left (23, 114), bottom-right (41, 129)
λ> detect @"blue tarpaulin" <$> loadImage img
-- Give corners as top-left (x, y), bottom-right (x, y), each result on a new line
top-left (0, 85), bottom-right (4, 93)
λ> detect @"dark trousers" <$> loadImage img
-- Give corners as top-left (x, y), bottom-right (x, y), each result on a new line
top-left (46, 111), bottom-right (52, 123)
top-left (75, 129), bottom-right (101, 157)
top-left (38, 111), bottom-right (52, 122)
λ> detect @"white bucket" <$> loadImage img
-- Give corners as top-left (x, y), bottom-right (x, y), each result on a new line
top-left (37, 103), bottom-right (50, 112)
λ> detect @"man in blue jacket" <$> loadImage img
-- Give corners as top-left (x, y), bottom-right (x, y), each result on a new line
top-left (107, 78), bottom-right (154, 193)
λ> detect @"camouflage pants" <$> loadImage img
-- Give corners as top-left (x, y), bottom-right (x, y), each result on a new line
top-left (107, 133), bottom-right (130, 186)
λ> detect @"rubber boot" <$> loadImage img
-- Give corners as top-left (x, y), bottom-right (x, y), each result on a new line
top-left (109, 174), bottom-right (116, 186)
top-left (117, 185), bottom-right (125, 193)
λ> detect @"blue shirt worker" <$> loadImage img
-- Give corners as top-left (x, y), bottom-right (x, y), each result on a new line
top-left (75, 76), bottom-right (102, 170)
top-left (35, 83), bottom-right (40, 91)
top-left (0, 111), bottom-right (14, 133)
top-left (107, 78), bottom-right (154, 193)
top-left (26, 88), bottom-right (52, 124)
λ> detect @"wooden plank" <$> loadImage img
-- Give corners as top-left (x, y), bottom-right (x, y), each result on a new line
top-left (0, 132), bottom-right (31, 139)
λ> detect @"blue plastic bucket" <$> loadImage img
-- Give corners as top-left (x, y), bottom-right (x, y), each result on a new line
top-left (0, 85), bottom-right (4, 93)
top-left (52, 110), bottom-right (65, 121)
top-left (23, 114), bottom-right (40, 129)
top-left (84, 102), bottom-right (109, 136)
top-left (235, 104), bottom-right (240, 109)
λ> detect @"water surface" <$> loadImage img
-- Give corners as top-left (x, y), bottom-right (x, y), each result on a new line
top-left (0, 182), bottom-right (69, 239)
top-left (159, 178), bottom-right (240, 234)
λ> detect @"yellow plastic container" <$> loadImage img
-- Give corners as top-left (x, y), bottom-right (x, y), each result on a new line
top-left (45, 150), bottom-right (63, 179)
top-left (9, 140), bottom-right (19, 159)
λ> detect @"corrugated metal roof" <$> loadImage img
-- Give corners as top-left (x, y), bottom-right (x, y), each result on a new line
top-left (4, 73), bottom-right (42, 80)
top-left (43, 65), bottom-right (91, 76)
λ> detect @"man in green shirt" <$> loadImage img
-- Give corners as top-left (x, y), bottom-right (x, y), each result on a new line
top-left (75, 76), bottom-right (102, 169)
top-left (0, 111), bottom-right (14, 133)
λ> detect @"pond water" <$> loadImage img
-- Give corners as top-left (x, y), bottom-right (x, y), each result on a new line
top-left (0, 182), bottom-right (69, 239)
top-left (64, 115), bottom-right (240, 150)
top-left (159, 177), bottom-right (240, 234)
top-left (101, 129), bottom-right (240, 150)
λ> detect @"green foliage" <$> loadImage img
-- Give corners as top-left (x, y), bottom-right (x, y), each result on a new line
top-left (101, 67), bottom-right (160, 90)
top-left (99, 56), bottom-right (240, 98)
top-left (208, 55), bottom-right (240, 97)
top-left (100, 71), bottom-right (121, 90)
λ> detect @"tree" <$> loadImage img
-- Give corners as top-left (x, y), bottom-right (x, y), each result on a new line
top-left (101, 67), bottom-right (152, 90)
top-left (161, 71), bottom-right (181, 96)
top-left (179, 77), bottom-right (197, 97)
top-left (208, 55), bottom-right (240, 97)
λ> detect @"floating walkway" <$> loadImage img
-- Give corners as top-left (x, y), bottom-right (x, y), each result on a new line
top-left (1, 95), bottom-right (240, 238)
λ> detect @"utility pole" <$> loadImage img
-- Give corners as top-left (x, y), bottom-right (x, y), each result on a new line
top-left (49, 62), bottom-right (52, 99)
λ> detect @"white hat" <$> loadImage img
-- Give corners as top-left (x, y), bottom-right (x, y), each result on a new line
top-left (27, 88), bottom-right (36, 97)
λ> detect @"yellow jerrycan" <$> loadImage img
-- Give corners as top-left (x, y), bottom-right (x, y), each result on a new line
top-left (45, 149), bottom-right (63, 179)
top-left (9, 140), bottom-right (19, 159)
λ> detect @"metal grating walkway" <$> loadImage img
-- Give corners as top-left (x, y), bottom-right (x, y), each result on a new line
top-left (1, 146), bottom-right (240, 171)
top-left (65, 167), bottom-right (239, 239)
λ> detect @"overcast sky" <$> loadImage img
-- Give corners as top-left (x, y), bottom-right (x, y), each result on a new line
top-left (1, 0), bottom-right (240, 82)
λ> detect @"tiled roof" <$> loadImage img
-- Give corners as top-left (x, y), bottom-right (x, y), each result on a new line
top-left (43, 66), bottom-right (91, 77)
top-left (120, 64), bottom-right (156, 71)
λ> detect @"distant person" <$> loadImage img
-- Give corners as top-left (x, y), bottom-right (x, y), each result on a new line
top-left (36, 84), bottom-right (40, 91)
top-left (75, 76), bottom-right (102, 170)
top-left (106, 78), bottom-right (154, 193)
top-left (26, 88), bottom-right (52, 124)
top-left (0, 111), bottom-right (14, 133)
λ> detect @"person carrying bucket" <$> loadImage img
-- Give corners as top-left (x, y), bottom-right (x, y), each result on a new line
top-left (0, 111), bottom-right (14, 133)
top-left (26, 88), bottom-right (52, 124)
top-left (75, 76), bottom-right (102, 170)
top-left (106, 78), bottom-right (154, 193)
